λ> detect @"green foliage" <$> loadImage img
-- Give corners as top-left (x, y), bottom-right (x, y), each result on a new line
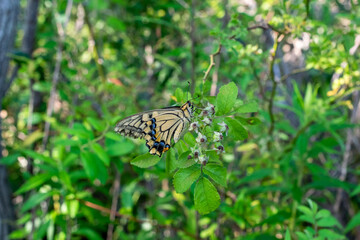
top-left (130, 153), bottom-right (161, 168)
top-left (194, 177), bottom-right (221, 215)
top-left (295, 200), bottom-right (345, 240)
top-left (2, 0), bottom-right (360, 239)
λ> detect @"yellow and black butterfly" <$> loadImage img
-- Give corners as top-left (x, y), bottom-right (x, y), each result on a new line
top-left (115, 101), bottom-right (193, 157)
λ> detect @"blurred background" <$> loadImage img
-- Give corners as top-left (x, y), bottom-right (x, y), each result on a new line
top-left (0, 0), bottom-right (359, 239)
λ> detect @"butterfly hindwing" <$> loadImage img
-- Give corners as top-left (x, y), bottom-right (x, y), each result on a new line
top-left (115, 102), bottom-right (193, 157)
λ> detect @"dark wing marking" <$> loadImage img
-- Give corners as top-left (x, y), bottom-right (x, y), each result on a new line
top-left (115, 102), bottom-right (193, 157)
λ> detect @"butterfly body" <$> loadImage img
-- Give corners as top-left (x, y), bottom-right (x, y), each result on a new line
top-left (115, 101), bottom-right (193, 157)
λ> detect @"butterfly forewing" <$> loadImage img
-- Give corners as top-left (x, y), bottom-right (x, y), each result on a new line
top-left (115, 101), bottom-right (193, 157)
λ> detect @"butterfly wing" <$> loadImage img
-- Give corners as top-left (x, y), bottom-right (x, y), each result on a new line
top-left (115, 102), bottom-right (193, 157)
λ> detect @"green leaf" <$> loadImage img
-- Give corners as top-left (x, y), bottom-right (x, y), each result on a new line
top-left (0, 153), bottom-right (20, 165)
top-left (173, 165), bottom-right (201, 193)
top-left (238, 169), bottom-right (273, 184)
top-left (105, 132), bottom-right (123, 141)
top-left (298, 206), bottom-right (313, 217)
top-left (177, 151), bottom-right (196, 169)
top-left (317, 216), bottom-right (341, 228)
top-left (224, 117), bottom-right (248, 141)
top-left (92, 143), bottom-right (110, 166)
top-left (9, 228), bottom-right (28, 239)
top-left (194, 177), bottom-right (221, 214)
top-left (59, 170), bottom-right (73, 191)
top-left (285, 229), bottom-right (291, 240)
top-left (235, 100), bottom-right (259, 113)
top-left (80, 152), bottom-right (98, 181)
top-left (315, 209), bottom-right (331, 219)
top-left (106, 140), bottom-right (135, 157)
top-left (73, 228), bottom-right (103, 240)
top-left (87, 117), bottom-right (104, 131)
top-left (236, 116), bottom-right (261, 126)
top-left (206, 150), bottom-right (221, 164)
top-left (23, 130), bottom-right (43, 146)
top-left (318, 229), bottom-right (345, 240)
top-left (16, 173), bottom-right (52, 194)
top-left (298, 215), bottom-right (315, 224)
top-left (66, 199), bottom-right (79, 218)
top-left (351, 185), bottom-right (360, 196)
top-left (21, 191), bottom-right (54, 212)
top-left (131, 153), bottom-right (161, 168)
top-left (165, 148), bottom-right (177, 173)
top-left (183, 132), bottom-right (196, 146)
top-left (106, 16), bottom-right (126, 31)
top-left (216, 82), bottom-right (238, 116)
top-left (203, 164), bottom-right (227, 187)
top-left (62, 123), bottom-right (93, 139)
top-left (345, 212), bottom-right (360, 232)
top-left (175, 88), bottom-right (184, 103)
top-left (22, 150), bottom-right (56, 166)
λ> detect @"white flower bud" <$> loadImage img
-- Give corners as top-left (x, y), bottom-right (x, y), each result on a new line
top-left (213, 132), bottom-right (223, 142)
top-left (189, 121), bottom-right (199, 132)
top-left (218, 122), bottom-right (229, 135)
top-left (198, 155), bottom-right (209, 165)
top-left (202, 117), bottom-right (212, 125)
top-left (196, 133), bottom-right (207, 144)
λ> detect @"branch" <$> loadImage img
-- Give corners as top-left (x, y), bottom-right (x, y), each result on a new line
top-left (247, 23), bottom-right (288, 35)
top-left (267, 33), bottom-right (280, 138)
top-left (106, 168), bottom-right (121, 240)
top-left (42, 0), bottom-right (73, 149)
top-left (279, 68), bottom-right (308, 82)
top-left (83, 4), bottom-right (106, 84)
top-left (202, 44), bottom-right (222, 83)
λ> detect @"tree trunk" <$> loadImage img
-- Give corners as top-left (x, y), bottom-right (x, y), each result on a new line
top-left (0, 0), bottom-right (19, 239)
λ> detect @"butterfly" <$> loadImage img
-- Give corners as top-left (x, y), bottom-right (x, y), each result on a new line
top-left (115, 101), bottom-right (194, 157)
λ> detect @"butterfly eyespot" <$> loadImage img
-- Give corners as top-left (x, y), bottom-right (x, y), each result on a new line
top-left (157, 141), bottom-right (165, 152)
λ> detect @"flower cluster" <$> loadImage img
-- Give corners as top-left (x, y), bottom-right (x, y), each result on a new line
top-left (187, 102), bottom-right (228, 166)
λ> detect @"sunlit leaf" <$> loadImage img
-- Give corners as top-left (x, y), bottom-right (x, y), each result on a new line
top-left (216, 82), bottom-right (238, 116)
top-left (345, 212), bottom-right (360, 232)
top-left (194, 177), bottom-right (220, 214)
top-left (224, 117), bottom-right (248, 141)
top-left (177, 151), bottom-right (196, 169)
top-left (131, 153), bottom-right (161, 168)
top-left (203, 164), bottom-right (227, 187)
top-left (235, 100), bottom-right (258, 113)
top-left (92, 143), bottom-right (110, 166)
top-left (21, 191), bottom-right (55, 212)
top-left (16, 173), bottom-right (52, 194)
top-left (173, 165), bottom-right (201, 193)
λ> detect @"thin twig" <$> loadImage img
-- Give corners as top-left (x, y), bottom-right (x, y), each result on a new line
top-left (333, 36), bottom-right (360, 214)
top-left (106, 168), bottom-right (121, 240)
top-left (203, 45), bottom-right (222, 83)
top-left (210, 54), bottom-right (220, 96)
top-left (279, 68), bottom-right (308, 82)
top-left (334, 91), bottom-right (359, 213)
top-left (81, 200), bottom-right (199, 239)
top-left (42, 0), bottom-right (73, 149)
top-left (83, 4), bottom-right (106, 84)
top-left (249, 58), bottom-right (266, 100)
top-left (247, 23), bottom-right (288, 35)
top-left (267, 33), bottom-right (280, 138)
